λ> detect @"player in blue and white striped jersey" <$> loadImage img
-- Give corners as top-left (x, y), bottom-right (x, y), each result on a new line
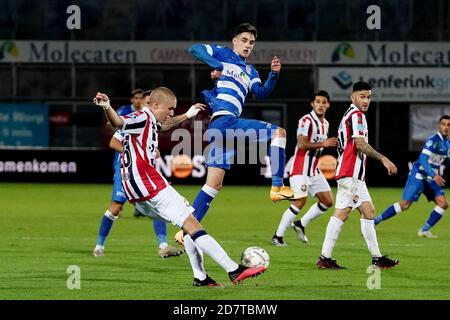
top-left (375, 115), bottom-right (450, 238)
top-left (183, 23), bottom-right (300, 237)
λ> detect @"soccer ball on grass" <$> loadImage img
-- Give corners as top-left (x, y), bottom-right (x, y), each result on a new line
top-left (240, 246), bottom-right (270, 268)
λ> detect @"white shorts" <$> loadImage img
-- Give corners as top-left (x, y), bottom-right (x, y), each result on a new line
top-left (135, 186), bottom-right (194, 228)
top-left (289, 173), bottom-right (331, 198)
top-left (335, 177), bottom-right (372, 210)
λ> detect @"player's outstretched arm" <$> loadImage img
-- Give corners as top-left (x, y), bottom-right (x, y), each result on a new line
top-left (93, 92), bottom-right (124, 128)
top-left (159, 103), bottom-right (206, 132)
top-left (188, 44), bottom-right (223, 71)
top-left (298, 135), bottom-right (338, 150)
top-left (251, 56), bottom-right (280, 99)
top-left (355, 137), bottom-right (397, 175)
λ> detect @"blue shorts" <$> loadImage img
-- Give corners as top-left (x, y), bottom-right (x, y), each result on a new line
top-left (402, 173), bottom-right (444, 202)
top-left (112, 167), bottom-right (127, 203)
top-left (205, 115), bottom-right (278, 170)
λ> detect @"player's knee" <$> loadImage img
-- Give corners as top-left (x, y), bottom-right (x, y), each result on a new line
top-left (322, 199), bottom-right (333, 208)
top-left (437, 201), bottom-right (448, 210)
top-left (400, 201), bottom-right (411, 211)
top-left (182, 215), bottom-right (203, 235)
top-left (275, 127), bottom-right (286, 138)
top-left (292, 198), bottom-right (306, 209)
top-left (207, 182), bottom-right (222, 191)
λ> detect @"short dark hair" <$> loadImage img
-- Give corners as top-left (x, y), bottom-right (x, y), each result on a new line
top-left (310, 90), bottom-right (330, 103)
top-left (439, 115), bottom-right (450, 122)
top-left (352, 81), bottom-right (372, 92)
top-left (234, 23), bottom-right (257, 39)
top-left (143, 90), bottom-right (152, 98)
top-left (131, 88), bottom-right (144, 98)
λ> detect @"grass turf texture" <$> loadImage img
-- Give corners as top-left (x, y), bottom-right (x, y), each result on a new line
top-left (1, 183), bottom-right (449, 300)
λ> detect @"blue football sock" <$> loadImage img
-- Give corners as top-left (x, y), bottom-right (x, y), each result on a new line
top-left (421, 208), bottom-right (444, 231)
top-left (375, 205), bottom-right (396, 225)
top-left (269, 145), bottom-right (285, 187)
top-left (153, 219), bottom-right (167, 246)
top-left (97, 211), bottom-right (116, 246)
top-left (193, 185), bottom-right (218, 222)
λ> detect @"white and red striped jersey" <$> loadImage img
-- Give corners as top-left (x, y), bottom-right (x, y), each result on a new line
top-left (335, 104), bottom-right (368, 181)
top-left (290, 111), bottom-right (329, 177)
top-left (120, 107), bottom-right (169, 202)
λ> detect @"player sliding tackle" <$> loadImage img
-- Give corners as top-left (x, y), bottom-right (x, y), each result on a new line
top-left (93, 88), bottom-right (266, 286)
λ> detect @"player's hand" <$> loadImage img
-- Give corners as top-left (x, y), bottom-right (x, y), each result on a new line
top-left (433, 175), bottom-right (446, 187)
top-left (271, 56), bottom-right (281, 73)
top-left (381, 157), bottom-right (397, 175)
top-left (186, 103), bottom-right (206, 119)
top-left (210, 70), bottom-right (222, 80)
top-left (93, 92), bottom-right (111, 110)
top-left (323, 137), bottom-right (338, 148)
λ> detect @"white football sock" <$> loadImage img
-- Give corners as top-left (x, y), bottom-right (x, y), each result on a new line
top-left (321, 216), bottom-right (344, 258)
top-left (360, 219), bottom-right (382, 258)
top-left (183, 234), bottom-right (206, 280)
top-left (158, 242), bottom-right (169, 250)
top-left (300, 202), bottom-right (328, 227)
top-left (193, 232), bottom-right (238, 273)
top-left (276, 205), bottom-right (299, 237)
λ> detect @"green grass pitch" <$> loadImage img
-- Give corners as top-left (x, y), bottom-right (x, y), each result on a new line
top-left (1, 183), bottom-right (449, 300)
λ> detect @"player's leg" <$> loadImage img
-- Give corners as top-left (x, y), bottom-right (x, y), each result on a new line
top-left (317, 207), bottom-right (349, 269)
top-left (182, 216), bottom-right (266, 284)
top-left (375, 174), bottom-right (421, 225)
top-left (229, 117), bottom-right (295, 201)
top-left (192, 167), bottom-right (224, 222)
top-left (317, 177), bottom-right (357, 269)
top-left (176, 167), bottom-right (223, 245)
top-left (157, 185), bottom-right (266, 285)
top-left (419, 183), bottom-right (447, 238)
top-left (153, 219), bottom-right (184, 258)
top-left (273, 198), bottom-right (306, 246)
top-left (293, 174), bottom-right (333, 243)
top-left (272, 174), bottom-right (307, 246)
top-left (269, 127), bottom-right (298, 201)
top-left (190, 119), bottom-right (230, 224)
top-left (93, 200), bottom-right (123, 257)
top-left (359, 200), bottom-right (399, 269)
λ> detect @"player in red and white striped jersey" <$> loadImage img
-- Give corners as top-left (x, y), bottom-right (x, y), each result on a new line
top-left (316, 81), bottom-right (399, 270)
top-left (94, 88), bottom-right (267, 286)
top-left (273, 90), bottom-right (337, 246)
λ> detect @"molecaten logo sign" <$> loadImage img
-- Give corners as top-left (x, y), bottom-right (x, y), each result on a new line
top-left (331, 43), bottom-right (355, 63)
top-left (0, 41), bottom-right (19, 60)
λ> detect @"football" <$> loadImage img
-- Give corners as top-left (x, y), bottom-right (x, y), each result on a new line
top-left (241, 246), bottom-right (270, 268)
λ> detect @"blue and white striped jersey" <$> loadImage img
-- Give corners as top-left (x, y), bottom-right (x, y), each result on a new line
top-left (411, 132), bottom-right (450, 179)
top-left (188, 44), bottom-right (278, 118)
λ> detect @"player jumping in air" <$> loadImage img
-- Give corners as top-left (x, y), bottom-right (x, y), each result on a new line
top-left (375, 115), bottom-right (450, 238)
top-left (175, 23), bottom-right (302, 245)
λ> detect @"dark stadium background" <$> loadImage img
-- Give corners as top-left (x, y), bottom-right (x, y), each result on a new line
top-left (0, 0), bottom-right (448, 186)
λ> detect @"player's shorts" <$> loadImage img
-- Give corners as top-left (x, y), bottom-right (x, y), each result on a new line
top-left (335, 177), bottom-right (372, 210)
top-left (134, 185), bottom-right (194, 228)
top-left (205, 115), bottom-right (278, 170)
top-left (402, 172), bottom-right (444, 202)
top-left (290, 173), bottom-right (331, 198)
top-left (112, 175), bottom-right (127, 204)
